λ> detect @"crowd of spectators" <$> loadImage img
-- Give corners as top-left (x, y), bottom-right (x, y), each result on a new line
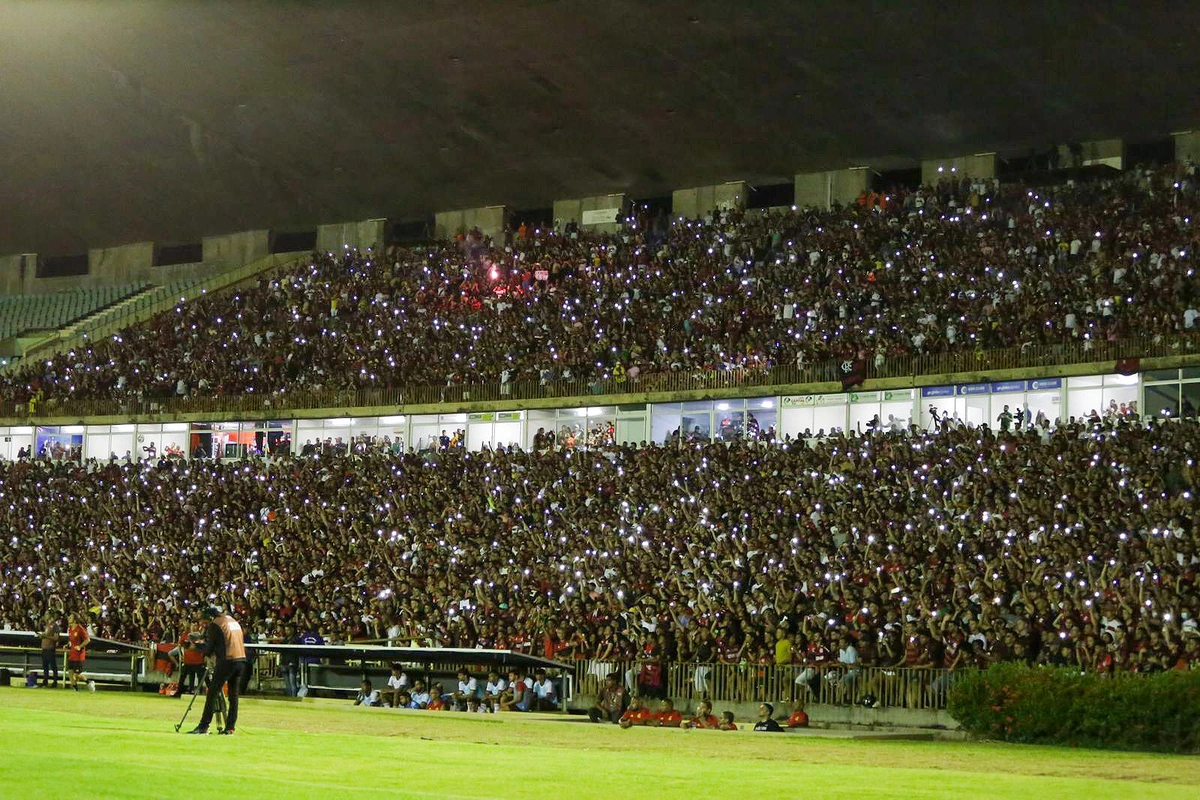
top-left (3, 415), bottom-right (1198, 708)
top-left (4, 165), bottom-right (1200, 409)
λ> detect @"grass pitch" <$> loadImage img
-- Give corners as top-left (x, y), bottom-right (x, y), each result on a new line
top-left (1, 687), bottom-right (1197, 799)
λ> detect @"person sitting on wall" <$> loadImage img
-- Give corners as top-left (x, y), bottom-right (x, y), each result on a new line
top-left (619, 696), bottom-right (654, 729)
top-left (651, 698), bottom-right (682, 728)
top-left (786, 699), bottom-right (809, 728)
top-left (588, 673), bottom-right (627, 724)
top-left (687, 700), bottom-right (719, 729)
top-left (753, 703), bottom-right (783, 732)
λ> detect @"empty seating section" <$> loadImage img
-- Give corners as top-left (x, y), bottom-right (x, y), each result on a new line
top-left (0, 284), bottom-right (152, 340)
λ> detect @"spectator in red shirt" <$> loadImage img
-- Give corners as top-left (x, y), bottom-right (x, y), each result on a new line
top-left (652, 698), bottom-right (682, 728)
top-left (687, 700), bottom-right (719, 729)
top-left (718, 711), bottom-right (738, 731)
top-left (65, 613), bottom-right (90, 692)
top-left (619, 696), bottom-right (653, 728)
top-left (786, 700), bottom-right (809, 728)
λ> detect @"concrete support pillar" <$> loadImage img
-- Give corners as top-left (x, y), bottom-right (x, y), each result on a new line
top-left (920, 154), bottom-right (995, 186)
top-left (316, 218), bottom-right (387, 254)
top-left (1174, 131), bottom-right (1200, 167)
top-left (794, 168), bottom-right (870, 210)
top-left (553, 194), bottom-right (628, 234)
top-left (88, 241), bottom-right (154, 285)
top-left (434, 206), bottom-right (508, 241)
top-left (0, 253), bottom-right (36, 296)
top-left (672, 181), bottom-right (747, 220)
top-left (202, 229), bottom-right (271, 270)
top-left (1056, 139), bottom-right (1124, 170)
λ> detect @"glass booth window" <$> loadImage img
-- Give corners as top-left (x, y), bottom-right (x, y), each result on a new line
top-left (652, 403), bottom-right (682, 444)
top-left (1182, 383), bottom-right (1200, 418)
top-left (2, 426), bottom-right (35, 461)
top-left (1145, 384), bottom-right (1180, 419)
top-left (681, 400), bottom-right (713, 443)
top-left (526, 409), bottom-right (558, 449)
top-left (37, 426), bottom-right (82, 462)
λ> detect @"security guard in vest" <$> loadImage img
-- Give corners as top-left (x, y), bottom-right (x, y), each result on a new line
top-left (189, 606), bottom-right (247, 735)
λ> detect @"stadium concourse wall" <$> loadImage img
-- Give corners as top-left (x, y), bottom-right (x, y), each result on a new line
top-left (2, 338), bottom-right (1199, 461)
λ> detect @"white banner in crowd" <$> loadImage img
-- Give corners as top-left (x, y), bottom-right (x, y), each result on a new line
top-left (581, 208), bottom-right (621, 225)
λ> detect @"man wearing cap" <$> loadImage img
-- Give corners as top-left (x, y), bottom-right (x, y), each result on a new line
top-left (188, 606), bottom-right (247, 735)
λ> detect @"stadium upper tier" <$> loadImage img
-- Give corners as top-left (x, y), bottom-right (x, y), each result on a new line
top-left (0, 283), bottom-right (152, 340)
top-left (2, 167), bottom-right (1199, 413)
top-left (2, 417), bottom-right (1196, 672)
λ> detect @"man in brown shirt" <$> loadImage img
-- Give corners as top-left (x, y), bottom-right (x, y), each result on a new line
top-left (587, 673), bottom-right (627, 723)
top-left (40, 615), bottom-right (60, 688)
top-left (188, 607), bottom-right (247, 735)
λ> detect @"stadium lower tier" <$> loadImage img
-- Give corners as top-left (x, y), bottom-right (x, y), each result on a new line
top-left (3, 414), bottom-right (1198, 677)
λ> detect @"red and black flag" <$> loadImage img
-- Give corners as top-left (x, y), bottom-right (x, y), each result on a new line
top-left (839, 358), bottom-right (867, 390)
top-left (1115, 357), bottom-right (1140, 376)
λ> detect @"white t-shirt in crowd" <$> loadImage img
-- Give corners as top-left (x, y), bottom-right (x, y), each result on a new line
top-left (388, 673), bottom-right (409, 691)
top-left (486, 678), bottom-right (507, 695)
top-left (458, 677), bottom-right (478, 695)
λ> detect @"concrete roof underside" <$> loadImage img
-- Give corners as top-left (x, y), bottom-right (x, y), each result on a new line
top-left (2, 1), bottom-right (1198, 255)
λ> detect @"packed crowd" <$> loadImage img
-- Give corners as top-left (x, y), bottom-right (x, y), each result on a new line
top-left (4, 166), bottom-right (1200, 408)
top-left (4, 416), bottom-right (1198, 690)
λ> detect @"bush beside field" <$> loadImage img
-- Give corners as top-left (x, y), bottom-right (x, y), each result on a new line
top-left (948, 664), bottom-right (1200, 753)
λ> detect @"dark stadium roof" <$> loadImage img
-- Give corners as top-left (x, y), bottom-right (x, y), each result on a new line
top-left (2, 1), bottom-right (1198, 254)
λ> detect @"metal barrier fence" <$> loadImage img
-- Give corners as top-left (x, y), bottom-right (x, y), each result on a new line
top-left (571, 660), bottom-right (964, 711)
top-left (10, 331), bottom-right (1200, 421)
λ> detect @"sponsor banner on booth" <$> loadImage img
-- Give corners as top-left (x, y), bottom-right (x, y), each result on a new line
top-left (921, 386), bottom-right (954, 398)
top-left (781, 395), bottom-right (815, 408)
top-left (990, 380), bottom-right (1025, 394)
top-left (783, 394), bottom-right (847, 407)
top-left (1027, 378), bottom-right (1062, 390)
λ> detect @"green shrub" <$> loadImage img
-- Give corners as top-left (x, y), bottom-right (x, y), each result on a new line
top-left (948, 664), bottom-right (1200, 753)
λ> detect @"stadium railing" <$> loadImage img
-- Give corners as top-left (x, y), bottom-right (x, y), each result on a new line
top-left (10, 331), bottom-right (1200, 421)
top-left (572, 660), bottom-right (964, 711)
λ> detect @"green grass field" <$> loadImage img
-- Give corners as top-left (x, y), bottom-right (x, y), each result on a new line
top-left (1, 686), bottom-right (1197, 799)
